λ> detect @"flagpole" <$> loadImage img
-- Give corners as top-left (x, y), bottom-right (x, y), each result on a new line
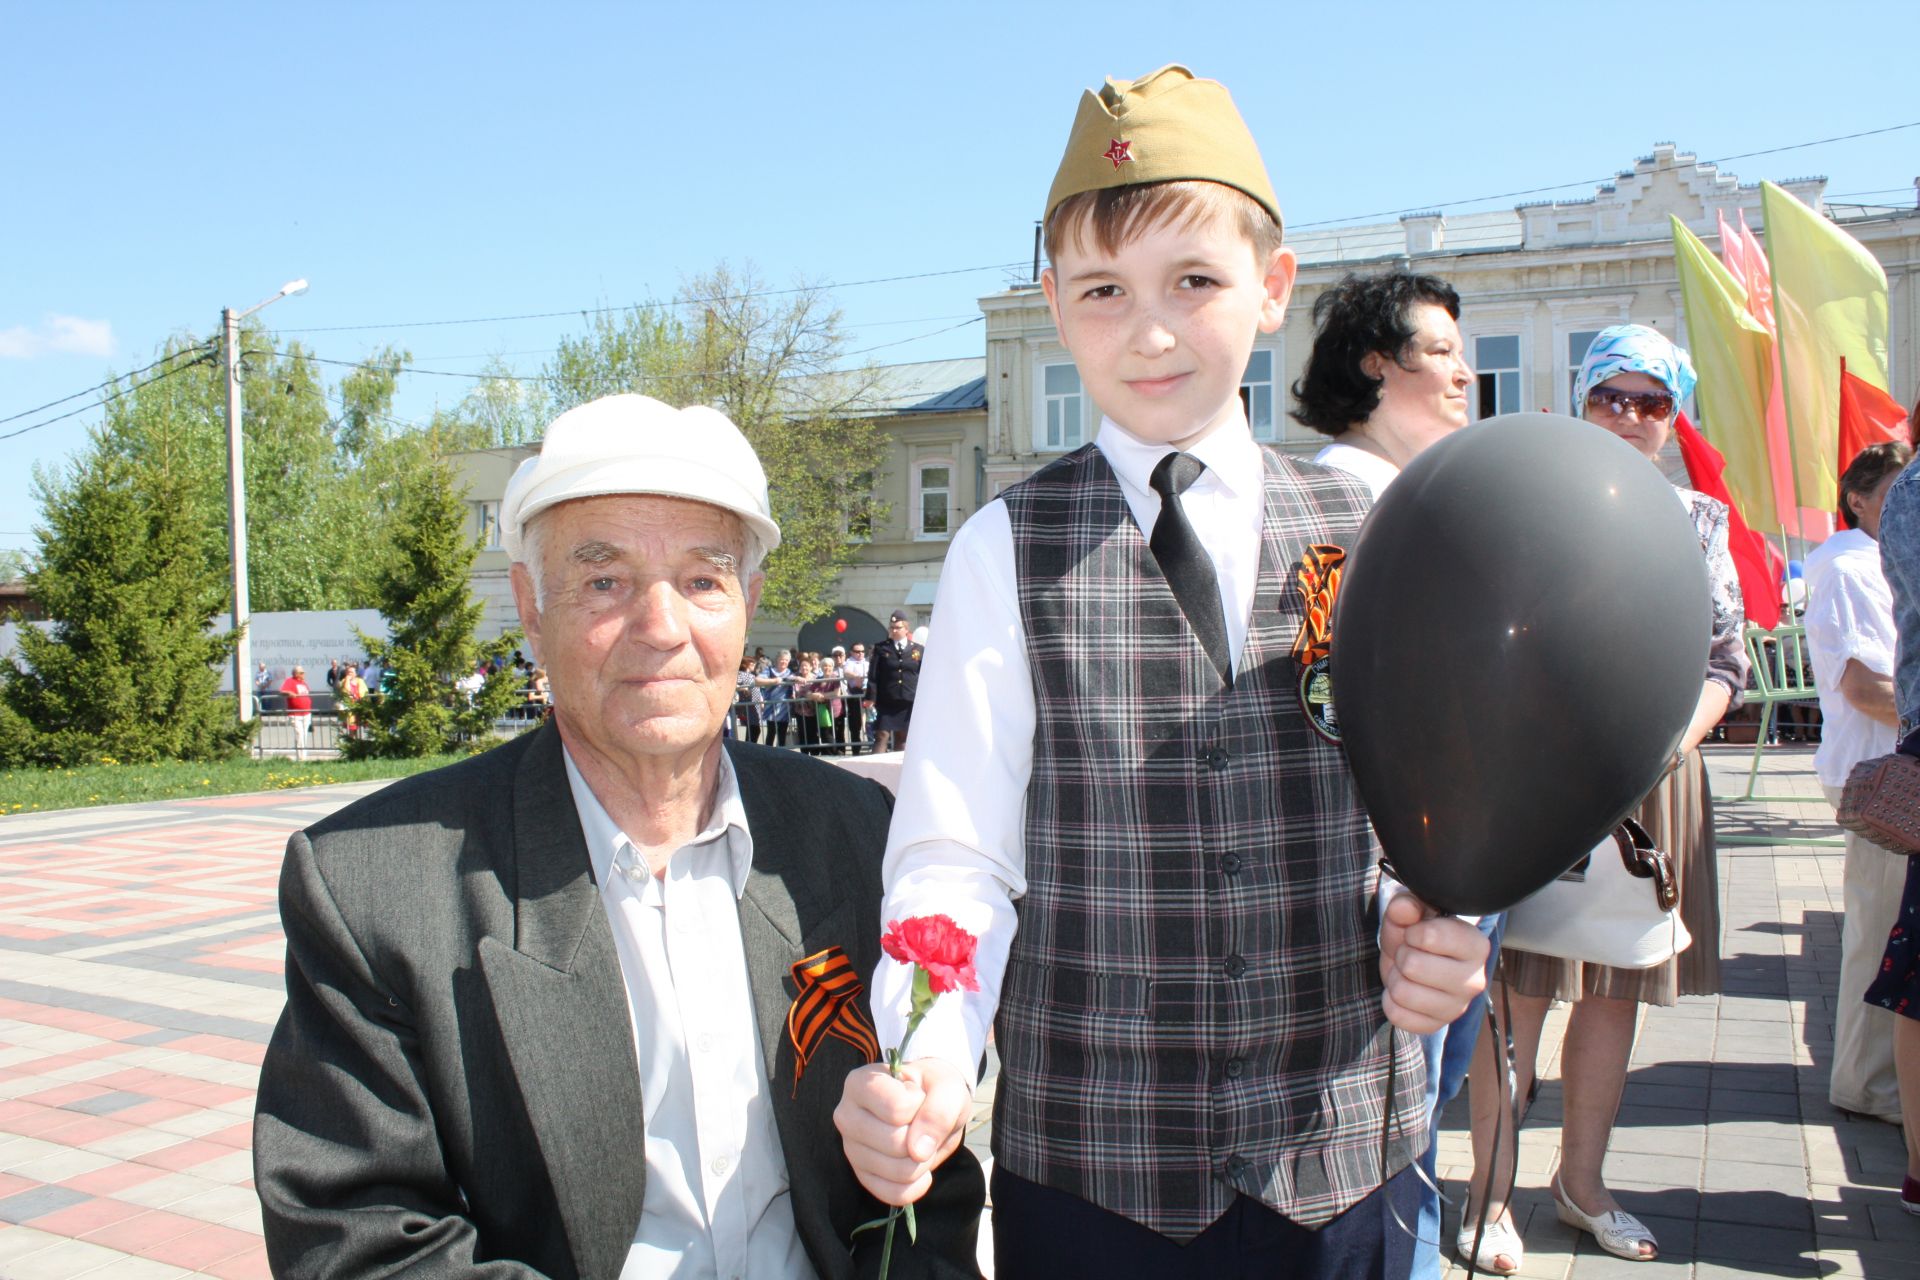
top-left (1760, 187), bottom-right (1811, 544)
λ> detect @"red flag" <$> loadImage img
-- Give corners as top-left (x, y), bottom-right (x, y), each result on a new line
top-left (1837, 358), bottom-right (1910, 504)
top-left (1674, 411), bottom-right (1783, 629)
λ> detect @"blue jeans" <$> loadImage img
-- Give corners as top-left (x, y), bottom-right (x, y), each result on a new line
top-left (1411, 912), bottom-right (1505, 1280)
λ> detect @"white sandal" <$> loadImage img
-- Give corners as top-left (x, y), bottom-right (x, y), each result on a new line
top-left (1454, 1210), bottom-right (1523, 1275)
top-left (1552, 1177), bottom-right (1658, 1261)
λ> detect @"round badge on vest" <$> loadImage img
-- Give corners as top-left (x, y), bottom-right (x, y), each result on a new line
top-left (1299, 654), bottom-right (1340, 743)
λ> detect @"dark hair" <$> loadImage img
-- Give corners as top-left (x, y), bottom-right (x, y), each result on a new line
top-left (1288, 272), bottom-right (1462, 437)
top-left (1838, 440), bottom-right (1913, 528)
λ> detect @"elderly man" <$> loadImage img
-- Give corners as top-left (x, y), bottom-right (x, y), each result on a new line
top-left (254, 394), bottom-right (983, 1279)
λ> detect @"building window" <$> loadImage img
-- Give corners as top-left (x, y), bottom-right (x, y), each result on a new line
top-left (845, 471), bottom-right (875, 542)
top-left (915, 463), bottom-right (951, 539)
top-left (475, 500), bottom-right (502, 549)
top-left (1042, 362), bottom-right (1085, 451)
top-left (1475, 335), bottom-right (1521, 418)
top-left (1241, 347), bottom-right (1278, 441)
top-left (1567, 329), bottom-right (1602, 410)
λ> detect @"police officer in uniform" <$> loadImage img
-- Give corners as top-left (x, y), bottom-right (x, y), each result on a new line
top-left (865, 608), bottom-right (923, 753)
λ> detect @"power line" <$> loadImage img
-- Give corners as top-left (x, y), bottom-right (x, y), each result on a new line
top-left (841, 316), bottom-right (981, 358)
top-left (261, 313), bottom-right (986, 386)
top-left (0, 345), bottom-right (214, 428)
top-left (397, 312), bottom-right (989, 364)
top-left (274, 263), bottom-right (1028, 335)
top-left (0, 356), bottom-right (215, 444)
top-left (1291, 120), bottom-right (1920, 230)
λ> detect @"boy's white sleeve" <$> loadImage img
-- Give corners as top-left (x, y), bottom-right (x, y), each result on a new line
top-left (870, 501), bottom-right (1032, 1090)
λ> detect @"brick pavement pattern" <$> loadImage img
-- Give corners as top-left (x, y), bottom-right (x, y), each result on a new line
top-left (0, 747), bottom-right (1915, 1276)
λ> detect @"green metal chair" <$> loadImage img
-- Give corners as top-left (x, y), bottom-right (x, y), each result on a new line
top-left (1736, 623), bottom-right (1823, 799)
top-left (1717, 622), bottom-right (1842, 847)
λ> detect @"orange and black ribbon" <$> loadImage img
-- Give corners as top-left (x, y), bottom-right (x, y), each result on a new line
top-left (786, 946), bottom-right (880, 1096)
top-left (1291, 544), bottom-right (1347, 667)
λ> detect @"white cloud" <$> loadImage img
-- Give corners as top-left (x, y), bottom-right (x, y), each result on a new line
top-left (0, 313), bottom-right (116, 359)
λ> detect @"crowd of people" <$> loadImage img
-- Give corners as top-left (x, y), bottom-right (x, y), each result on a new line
top-left (246, 61), bottom-right (1918, 1280)
top-left (728, 610), bottom-right (924, 754)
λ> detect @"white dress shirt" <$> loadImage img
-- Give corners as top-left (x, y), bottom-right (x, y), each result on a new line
top-left (1312, 440), bottom-right (1400, 499)
top-left (871, 415), bottom-right (1269, 1082)
top-left (563, 750), bottom-right (811, 1280)
top-left (1804, 527), bottom-right (1898, 788)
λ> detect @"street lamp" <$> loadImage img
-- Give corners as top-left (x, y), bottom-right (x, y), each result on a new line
top-left (223, 278), bottom-right (309, 724)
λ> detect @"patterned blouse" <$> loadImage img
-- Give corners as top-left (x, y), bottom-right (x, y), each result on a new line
top-left (1678, 485), bottom-right (1749, 702)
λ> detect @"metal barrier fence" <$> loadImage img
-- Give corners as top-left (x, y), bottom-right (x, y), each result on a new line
top-left (727, 691), bottom-right (878, 756)
top-left (247, 696), bottom-right (869, 759)
top-left (252, 711), bottom-right (347, 759)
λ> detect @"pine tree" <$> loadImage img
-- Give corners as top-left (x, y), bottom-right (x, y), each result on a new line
top-left (1, 445), bottom-right (251, 766)
top-left (342, 450), bottom-right (521, 758)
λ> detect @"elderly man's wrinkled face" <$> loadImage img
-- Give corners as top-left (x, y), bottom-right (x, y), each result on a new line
top-left (511, 495), bottom-right (759, 767)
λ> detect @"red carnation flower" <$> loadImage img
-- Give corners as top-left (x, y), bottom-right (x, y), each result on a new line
top-left (882, 914), bottom-right (980, 995)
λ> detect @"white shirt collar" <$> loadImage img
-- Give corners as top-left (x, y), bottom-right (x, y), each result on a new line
top-left (1095, 413), bottom-right (1262, 504)
top-left (561, 745), bottom-right (754, 896)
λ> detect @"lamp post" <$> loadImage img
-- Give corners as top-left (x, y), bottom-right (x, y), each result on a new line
top-left (223, 278), bottom-right (308, 724)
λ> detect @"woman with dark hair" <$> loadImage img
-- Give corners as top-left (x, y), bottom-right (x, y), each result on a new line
top-left (1293, 270), bottom-right (1484, 1280)
top-left (1868, 446), bottom-right (1920, 1217)
top-left (1464, 325), bottom-right (1748, 1270)
top-left (1291, 271), bottom-right (1473, 496)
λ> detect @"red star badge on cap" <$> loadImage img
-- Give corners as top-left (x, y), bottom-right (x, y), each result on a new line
top-left (1102, 138), bottom-right (1133, 168)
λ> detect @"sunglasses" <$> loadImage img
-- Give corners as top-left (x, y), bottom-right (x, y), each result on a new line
top-left (1588, 388), bottom-right (1676, 422)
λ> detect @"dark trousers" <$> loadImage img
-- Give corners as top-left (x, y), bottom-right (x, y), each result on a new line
top-left (991, 1163), bottom-right (1417, 1280)
top-left (763, 716), bottom-right (789, 747)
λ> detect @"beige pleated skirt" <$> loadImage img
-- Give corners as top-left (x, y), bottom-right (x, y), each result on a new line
top-left (1501, 748), bottom-right (1722, 1006)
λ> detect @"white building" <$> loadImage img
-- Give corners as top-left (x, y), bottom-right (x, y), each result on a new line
top-left (456, 148), bottom-right (1920, 651)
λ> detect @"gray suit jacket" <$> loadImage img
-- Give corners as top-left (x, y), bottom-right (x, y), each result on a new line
top-left (254, 724), bottom-right (983, 1279)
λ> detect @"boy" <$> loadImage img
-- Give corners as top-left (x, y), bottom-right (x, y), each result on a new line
top-left (837, 66), bottom-right (1488, 1277)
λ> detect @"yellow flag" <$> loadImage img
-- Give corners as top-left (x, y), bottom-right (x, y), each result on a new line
top-left (1762, 180), bottom-right (1891, 514)
top-left (1670, 216), bottom-right (1778, 530)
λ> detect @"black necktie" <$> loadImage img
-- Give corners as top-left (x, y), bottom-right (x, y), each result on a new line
top-left (1149, 452), bottom-right (1233, 684)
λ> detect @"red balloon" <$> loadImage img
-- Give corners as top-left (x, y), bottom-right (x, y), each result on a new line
top-left (834, 619), bottom-right (848, 633)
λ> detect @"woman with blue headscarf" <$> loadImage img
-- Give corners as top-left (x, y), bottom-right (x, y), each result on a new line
top-left (1457, 325), bottom-right (1748, 1271)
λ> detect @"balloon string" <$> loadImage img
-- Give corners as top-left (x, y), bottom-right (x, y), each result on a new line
top-left (1380, 1025), bottom-right (1443, 1247)
top-left (1378, 971), bottom-right (1530, 1274)
top-left (1462, 982), bottom-right (1526, 1276)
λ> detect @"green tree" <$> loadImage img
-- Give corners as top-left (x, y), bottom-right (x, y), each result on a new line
top-left (1, 438), bottom-right (250, 766)
top-left (0, 549), bottom-right (31, 580)
top-left (538, 264), bottom-right (888, 622)
top-left (94, 331), bottom-right (419, 612)
top-left (342, 449), bottom-right (521, 759)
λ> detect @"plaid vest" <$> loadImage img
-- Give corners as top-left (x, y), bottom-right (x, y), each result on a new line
top-left (994, 444), bottom-right (1424, 1239)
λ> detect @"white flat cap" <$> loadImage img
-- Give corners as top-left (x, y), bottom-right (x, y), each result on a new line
top-left (501, 394), bottom-right (781, 564)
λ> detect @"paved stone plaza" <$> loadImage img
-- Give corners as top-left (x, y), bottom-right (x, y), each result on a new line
top-left (0, 746), bottom-right (1915, 1277)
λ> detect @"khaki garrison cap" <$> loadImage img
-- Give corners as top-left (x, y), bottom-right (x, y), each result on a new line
top-left (1043, 64), bottom-right (1282, 231)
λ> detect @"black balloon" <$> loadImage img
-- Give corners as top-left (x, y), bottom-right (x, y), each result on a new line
top-left (1329, 414), bottom-right (1711, 917)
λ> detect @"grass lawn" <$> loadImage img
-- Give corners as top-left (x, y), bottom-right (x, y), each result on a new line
top-left (0, 753), bottom-right (472, 815)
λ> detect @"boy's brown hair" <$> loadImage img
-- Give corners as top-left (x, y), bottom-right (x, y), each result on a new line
top-left (1044, 179), bottom-right (1283, 265)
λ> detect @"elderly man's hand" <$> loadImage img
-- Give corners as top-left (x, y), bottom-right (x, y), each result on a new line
top-left (1379, 893), bottom-right (1489, 1034)
top-left (835, 1059), bottom-right (971, 1206)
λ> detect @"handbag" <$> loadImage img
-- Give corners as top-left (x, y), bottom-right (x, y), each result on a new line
top-left (1836, 752), bottom-right (1920, 855)
top-left (1502, 818), bottom-right (1692, 969)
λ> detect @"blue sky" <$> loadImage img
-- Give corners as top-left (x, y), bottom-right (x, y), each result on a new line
top-left (3, 1), bottom-right (1914, 554)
